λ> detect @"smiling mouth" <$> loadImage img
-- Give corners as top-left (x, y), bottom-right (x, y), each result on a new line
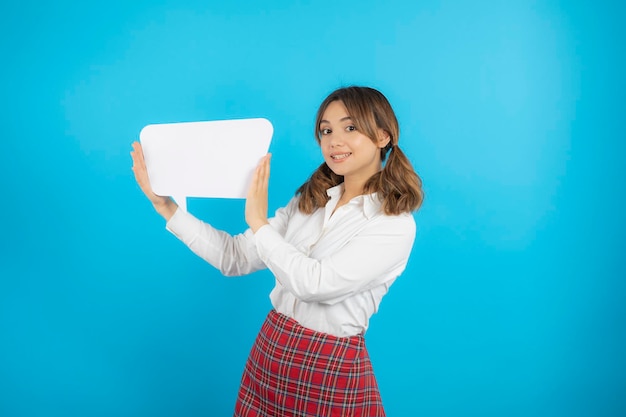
top-left (331, 152), bottom-right (352, 160)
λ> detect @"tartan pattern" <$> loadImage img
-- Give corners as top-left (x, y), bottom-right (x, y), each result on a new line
top-left (234, 310), bottom-right (385, 417)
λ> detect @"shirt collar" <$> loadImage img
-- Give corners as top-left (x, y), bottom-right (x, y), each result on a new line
top-left (326, 184), bottom-right (382, 219)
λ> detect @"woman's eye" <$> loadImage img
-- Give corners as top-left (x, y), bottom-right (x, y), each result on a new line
top-left (346, 125), bottom-right (356, 132)
top-left (321, 128), bottom-right (332, 135)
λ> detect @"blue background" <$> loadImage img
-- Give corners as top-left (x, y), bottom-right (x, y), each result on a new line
top-left (1, 1), bottom-right (624, 416)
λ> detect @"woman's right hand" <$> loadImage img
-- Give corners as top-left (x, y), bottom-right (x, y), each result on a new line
top-left (130, 141), bottom-right (178, 220)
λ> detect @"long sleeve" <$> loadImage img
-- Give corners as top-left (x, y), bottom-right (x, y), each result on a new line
top-left (163, 186), bottom-right (417, 336)
top-left (165, 201), bottom-right (295, 276)
top-left (254, 210), bottom-right (416, 305)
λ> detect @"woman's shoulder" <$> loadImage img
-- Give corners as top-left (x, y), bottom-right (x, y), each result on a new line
top-left (367, 193), bottom-right (416, 221)
top-left (372, 206), bottom-right (417, 236)
top-left (382, 209), bottom-right (416, 224)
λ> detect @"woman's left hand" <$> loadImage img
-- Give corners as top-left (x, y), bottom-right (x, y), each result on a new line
top-left (245, 154), bottom-right (271, 233)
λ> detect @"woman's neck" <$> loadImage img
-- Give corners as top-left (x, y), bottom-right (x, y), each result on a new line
top-left (332, 178), bottom-right (370, 215)
top-left (341, 167), bottom-right (382, 200)
top-left (337, 175), bottom-right (372, 207)
top-left (340, 180), bottom-right (364, 202)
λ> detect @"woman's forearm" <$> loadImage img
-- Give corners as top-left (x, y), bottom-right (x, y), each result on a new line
top-left (154, 198), bottom-right (178, 221)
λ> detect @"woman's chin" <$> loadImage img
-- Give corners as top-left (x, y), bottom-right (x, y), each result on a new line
top-left (327, 166), bottom-right (345, 177)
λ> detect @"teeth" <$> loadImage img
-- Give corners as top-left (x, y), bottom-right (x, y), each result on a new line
top-left (331, 153), bottom-right (351, 160)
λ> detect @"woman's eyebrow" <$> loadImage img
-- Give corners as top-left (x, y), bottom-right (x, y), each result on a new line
top-left (319, 116), bottom-right (353, 124)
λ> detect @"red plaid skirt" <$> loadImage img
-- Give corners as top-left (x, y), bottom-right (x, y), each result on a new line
top-left (234, 309), bottom-right (385, 417)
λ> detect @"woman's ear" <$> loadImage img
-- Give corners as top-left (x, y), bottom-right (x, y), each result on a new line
top-left (377, 129), bottom-right (391, 148)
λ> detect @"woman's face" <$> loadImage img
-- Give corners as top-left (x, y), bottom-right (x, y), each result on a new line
top-left (319, 100), bottom-right (389, 183)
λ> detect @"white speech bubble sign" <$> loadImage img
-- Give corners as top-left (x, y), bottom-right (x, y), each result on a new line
top-left (139, 118), bottom-right (273, 212)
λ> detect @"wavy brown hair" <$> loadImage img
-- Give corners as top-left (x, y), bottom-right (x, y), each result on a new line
top-left (296, 86), bottom-right (423, 215)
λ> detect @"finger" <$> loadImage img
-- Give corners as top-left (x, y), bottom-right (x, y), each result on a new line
top-left (263, 154), bottom-right (271, 189)
top-left (130, 145), bottom-right (153, 192)
top-left (136, 142), bottom-right (144, 160)
top-left (135, 143), bottom-right (146, 171)
top-left (253, 157), bottom-right (265, 191)
top-left (256, 162), bottom-right (266, 194)
top-left (247, 162), bottom-right (261, 198)
top-left (260, 156), bottom-right (270, 192)
top-left (131, 148), bottom-right (145, 176)
top-left (131, 142), bottom-right (143, 169)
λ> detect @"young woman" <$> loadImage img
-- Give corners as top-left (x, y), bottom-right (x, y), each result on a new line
top-left (131, 86), bottom-right (423, 416)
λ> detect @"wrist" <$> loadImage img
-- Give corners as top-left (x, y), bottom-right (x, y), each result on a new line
top-left (153, 198), bottom-right (178, 221)
top-left (251, 220), bottom-right (269, 234)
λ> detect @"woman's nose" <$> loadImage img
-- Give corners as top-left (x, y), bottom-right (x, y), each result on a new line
top-left (329, 133), bottom-right (344, 147)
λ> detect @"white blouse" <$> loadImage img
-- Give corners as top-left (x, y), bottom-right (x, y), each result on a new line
top-left (166, 184), bottom-right (416, 337)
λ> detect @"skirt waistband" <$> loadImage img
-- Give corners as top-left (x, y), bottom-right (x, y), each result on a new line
top-left (266, 308), bottom-right (365, 348)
